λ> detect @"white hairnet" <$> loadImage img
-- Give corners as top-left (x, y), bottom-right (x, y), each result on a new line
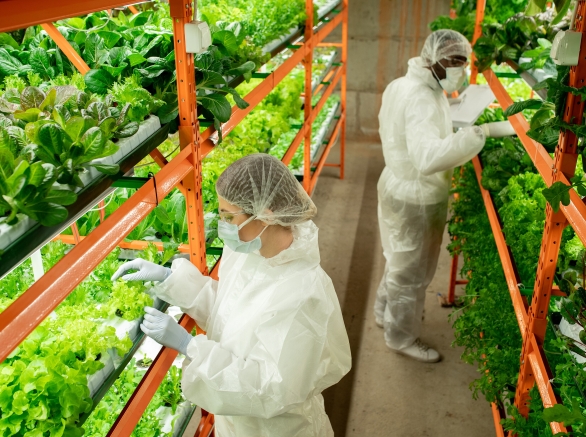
top-left (420, 30), bottom-right (472, 67)
top-left (216, 153), bottom-right (317, 226)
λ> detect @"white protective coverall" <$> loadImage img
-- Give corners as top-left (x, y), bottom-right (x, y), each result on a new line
top-left (375, 56), bottom-right (485, 350)
top-left (153, 220), bottom-right (351, 437)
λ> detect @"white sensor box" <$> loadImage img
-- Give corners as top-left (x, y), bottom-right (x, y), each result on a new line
top-left (185, 20), bottom-right (212, 54)
top-left (551, 31), bottom-right (582, 66)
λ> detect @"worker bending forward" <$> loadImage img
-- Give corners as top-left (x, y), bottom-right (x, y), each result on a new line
top-left (113, 154), bottom-right (352, 437)
top-left (375, 29), bottom-right (514, 362)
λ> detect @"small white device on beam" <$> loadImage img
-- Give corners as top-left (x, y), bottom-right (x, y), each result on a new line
top-left (185, 20), bottom-right (212, 54)
top-left (551, 31), bottom-right (582, 66)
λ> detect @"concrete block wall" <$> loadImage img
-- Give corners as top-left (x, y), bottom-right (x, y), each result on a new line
top-left (341, 0), bottom-right (451, 139)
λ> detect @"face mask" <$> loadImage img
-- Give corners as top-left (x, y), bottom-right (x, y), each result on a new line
top-left (218, 215), bottom-right (268, 254)
top-left (434, 66), bottom-right (466, 94)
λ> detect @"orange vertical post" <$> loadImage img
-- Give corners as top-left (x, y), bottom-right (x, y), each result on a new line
top-left (469, 0), bottom-right (486, 85)
top-left (513, 0), bottom-right (586, 418)
top-left (340, 0), bottom-right (348, 180)
top-left (171, 0), bottom-right (207, 274)
top-left (303, 0), bottom-right (315, 192)
top-left (40, 23), bottom-right (90, 75)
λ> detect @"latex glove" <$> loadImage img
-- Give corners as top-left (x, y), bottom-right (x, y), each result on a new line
top-left (111, 259), bottom-right (171, 282)
top-left (141, 306), bottom-right (193, 355)
top-left (480, 121), bottom-right (516, 138)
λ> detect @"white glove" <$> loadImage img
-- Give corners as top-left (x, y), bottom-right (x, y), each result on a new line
top-left (140, 306), bottom-right (193, 355)
top-left (111, 259), bottom-right (172, 282)
top-left (480, 121), bottom-right (516, 138)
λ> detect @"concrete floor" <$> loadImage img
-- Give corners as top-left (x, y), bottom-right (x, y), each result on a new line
top-left (312, 139), bottom-right (495, 436)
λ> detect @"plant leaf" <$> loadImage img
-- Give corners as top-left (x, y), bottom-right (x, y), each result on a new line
top-left (30, 47), bottom-right (55, 80)
top-left (90, 163), bottom-right (119, 175)
top-left (21, 86), bottom-right (46, 110)
top-left (198, 93), bottom-right (232, 123)
top-left (503, 99), bottom-right (544, 117)
top-left (84, 69), bottom-right (115, 95)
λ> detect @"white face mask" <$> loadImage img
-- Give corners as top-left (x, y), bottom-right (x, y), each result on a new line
top-left (218, 214), bottom-right (268, 254)
top-left (435, 66), bottom-right (466, 94)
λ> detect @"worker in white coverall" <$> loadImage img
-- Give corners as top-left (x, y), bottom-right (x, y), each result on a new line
top-left (112, 154), bottom-right (352, 437)
top-left (375, 29), bottom-right (516, 362)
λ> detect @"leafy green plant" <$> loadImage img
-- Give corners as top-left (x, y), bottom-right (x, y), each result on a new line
top-left (110, 75), bottom-right (164, 122)
top-left (98, 280), bottom-right (153, 321)
top-left (0, 149), bottom-right (76, 225)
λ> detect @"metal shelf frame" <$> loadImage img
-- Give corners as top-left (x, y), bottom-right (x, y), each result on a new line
top-left (0, 1), bottom-right (348, 436)
top-left (447, 0), bottom-right (586, 435)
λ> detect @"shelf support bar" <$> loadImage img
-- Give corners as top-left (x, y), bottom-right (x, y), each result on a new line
top-left (40, 22), bottom-right (90, 75)
top-left (513, 0), bottom-right (586, 422)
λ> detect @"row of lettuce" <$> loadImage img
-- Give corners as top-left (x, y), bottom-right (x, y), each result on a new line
top-left (60, 53), bottom-right (340, 251)
top-left (0, 2), bottom-right (343, 437)
top-left (434, 1), bottom-right (586, 433)
top-left (0, 0), bottom-right (336, 232)
top-left (0, 239), bottom-right (192, 437)
top-left (450, 106), bottom-right (586, 435)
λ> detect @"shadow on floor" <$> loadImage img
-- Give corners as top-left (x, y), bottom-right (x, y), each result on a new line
top-left (321, 151), bottom-right (385, 437)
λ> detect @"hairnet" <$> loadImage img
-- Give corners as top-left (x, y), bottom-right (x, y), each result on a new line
top-left (216, 153), bottom-right (317, 226)
top-left (420, 30), bottom-right (471, 67)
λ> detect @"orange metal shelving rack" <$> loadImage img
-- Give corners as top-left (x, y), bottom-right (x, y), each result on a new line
top-left (448, 0), bottom-right (586, 435)
top-left (0, 0), bottom-right (348, 435)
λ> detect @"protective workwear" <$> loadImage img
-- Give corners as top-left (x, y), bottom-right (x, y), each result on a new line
top-left (152, 220), bottom-right (351, 437)
top-left (480, 121), bottom-right (516, 138)
top-left (376, 55), bottom-right (486, 351)
top-left (111, 258), bottom-right (171, 282)
top-left (393, 338), bottom-right (440, 363)
top-left (140, 306), bottom-right (193, 355)
top-left (435, 66), bottom-right (466, 94)
top-left (217, 215), bottom-right (269, 253)
top-left (421, 29), bottom-right (472, 68)
top-left (216, 153), bottom-right (317, 226)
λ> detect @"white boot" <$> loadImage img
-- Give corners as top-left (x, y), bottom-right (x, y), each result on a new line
top-left (375, 315), bottom-right (384, 328)
top-left (389, 338), bottom-right (441, 363)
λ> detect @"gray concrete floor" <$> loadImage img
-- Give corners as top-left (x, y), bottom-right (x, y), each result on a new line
top-left (312, 139), bottom-right (495, 436)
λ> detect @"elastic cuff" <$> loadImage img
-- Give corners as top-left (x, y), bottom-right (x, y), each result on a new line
top-left (179, 333), bottom-right (194, 357)
top-left (161, 267), bottom-right (173, 282)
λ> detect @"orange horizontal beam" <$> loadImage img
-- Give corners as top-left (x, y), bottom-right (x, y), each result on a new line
top-left (483, 69), bottom-right (553, 184)
top-left (310, 113), bottom-right (344, 194)
top-left (471, 156), bottom-right (529, 333)
top-left (55, 234), bottom-right (191, 253)
top-left (317, 42), bottom-right (343, 47)
top-left (282, 126), bottom-right (307, 166)
top-left (282, 71), bottom-right (342, 167)
top-left (484, 68), bottom-right (586, 254)
top-left (0, 147), bottom-right (195, 363)
top-left (107, 313), bottom-right (197, 437)
top-left (310, 66), bottom-right (343, 125)
top-left (0, 0), bottom-right (141, 32)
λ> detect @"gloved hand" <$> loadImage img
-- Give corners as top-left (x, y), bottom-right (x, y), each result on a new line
top-left (140, 306), bottom-right (193, 355)
top-left (480, 121), bottom-right (516, 138)
top-left (111, 259), bottom-right (171, 282)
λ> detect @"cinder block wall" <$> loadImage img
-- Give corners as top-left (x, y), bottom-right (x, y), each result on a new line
top-left (342, 0), bottom-right (451, 139)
